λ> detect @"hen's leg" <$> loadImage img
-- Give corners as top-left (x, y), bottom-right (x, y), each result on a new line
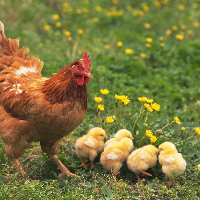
top-left (40, 140), bottom-right (75, 177)
top-left (5, 144), bottom-right (26, 176)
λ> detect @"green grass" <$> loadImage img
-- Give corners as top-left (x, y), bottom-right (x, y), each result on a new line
top-left (1, 0), bottom-right (200, 199)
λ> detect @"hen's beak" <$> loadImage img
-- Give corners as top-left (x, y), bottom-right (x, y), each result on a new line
top-left (84, 72), bottom-right (92, 78)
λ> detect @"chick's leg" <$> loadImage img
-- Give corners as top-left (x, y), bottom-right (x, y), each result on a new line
top-left (79, 158), bottom-right (87, 169)
top-left (5, 144), bottom-right (26, 176)
top-left (40, 140), bottom-right (75, 177)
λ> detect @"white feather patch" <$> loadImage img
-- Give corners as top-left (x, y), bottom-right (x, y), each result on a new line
top-left (14, 66), bottom-right (36, 77)
top-left (9, 84), bottom-right (23, 94)
top-left (141, 155), bottom-right (147, 159)
top-left (106, 152), bottom-right (118, 160)
top-left (84, 137), bottom-right (95, 148)
top-left (165, 156), bottom-right (175, 164)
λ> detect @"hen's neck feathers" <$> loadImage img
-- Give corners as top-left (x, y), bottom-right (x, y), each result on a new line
top-left (42, 62), bottom-right (87, 107)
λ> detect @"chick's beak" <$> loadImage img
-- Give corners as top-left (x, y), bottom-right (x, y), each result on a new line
top-left (131, 136), bottom-right (134, 140)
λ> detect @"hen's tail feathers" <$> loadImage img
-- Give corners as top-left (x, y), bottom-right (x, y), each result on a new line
top-left (0, 21), bottom-right (43, 73)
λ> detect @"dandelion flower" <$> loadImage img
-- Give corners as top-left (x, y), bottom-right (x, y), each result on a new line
top-left (55, 22), bottom-right (62, 27)
top-left (100, 89), bottom-right (109, 95)
top-left (63, 30), bottom-right (71, 37)
top-left (78, 29), bottom-right (84, 35)
top-left (120, 95), bottom-right (130, 105)
top-left (181, 127), bottom-right (185, 131)
top-left (115, 94), bottom-right (121, 100)
top-left (174, 116), bottom-right (181, 124)
top-left (150, 135), bottom-right (157, 143)
top-left (98, 104), bottom-right (104, 111)
top-left (95, 6), bottom-right (102, 12)
top-left (195, 127), bottom-right (200, 135)
top-left (144, 23), bottom-right (151, 29)
top-left (117, 41), bottom-right (123, 47)
top-left (172, 26), bottom-right (178, 31)
top-left (106, 116), bottom-right (114, 123)
top-left (94, 97), bottom-right (102, 103)
top-left (151, 103), bottom-right (160, 111)
top-left (125, 48), bottom-right (134, 55)
top-left (52, 14), bottom-right (60, 20)
top-left (138, 97), bottom-right (147, 102)
top-left (160, 43), bottom-right (164, 47)
top-left (198, 164), bottom-right (200, 171)
top-left (179, 5), bottom-right (185, 11)
top-left (146, 98), bottom-right (153, 103)
top-left (176, 34), bottom-right (184, 40)
top-left (104, 45), bottom-right (110, 50)
top-left (146, 130), bottom-right (153, 137)
top-left (146, 38), bottom-right (153, 43)
top-left (165, 29), bottom-right (171, 36)
top-left (146, 43), bottom-right (151, 48)
top-left (44, 24), bottom-right (51, 31)
top-left (93, 17), bottom-right (99, 23)
top-left (159, 36), bottom-right (164, 41)
top-left (144, 103), bottom-right (153, 112)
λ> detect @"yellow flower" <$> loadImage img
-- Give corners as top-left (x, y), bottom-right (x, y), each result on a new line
top-left (78, 29), bottom-right (84, 35)
top-left (146, 130), bottom-right (153, 137)
top-left (125, 48), bottom-right (134, 55)
top-left (52, 14), bottom-right (60, 20)
top-left (55, 22), bottom-right (62, 27)
top-left (168, 134), bottom-right (172, 138)
top-left (117, 41), bottom-right (123, 47)
top-left (95, 6), bottom-right (102, 12)
top-left (106, 116), bottom-right (114, 123)
top-left (62, 2), bottom-right (69, 8)
top-left (144, 103), bottom-right (153, 112)
top-left (160, 43), bottom-right (164, 47)
top-left (146, 38), bottom-right (153, 43)
top-left (179, 5), bottom-right (185, 11)
top-left (165, 29), bottom-right (172, 36)
top-left (176, 34), bottom-right (184, 40)
top-left (159, 36), bottom-right (164, 41)
top-left (144, 23), bottom-right (151, 29)
top-left (63, 30), bottom-right (71, 37)
top-left (195, 127), bottom-right (200, 135)
top-left (93, 17), bottom-right (99, 23)
top-left (181, 127), bottom-right (185, 131)
top-left (172, 26), bottom-right (178, 31)
top-left (44, 24), bottom-right (51, 31)
top-left (98, 104), bottom-right (104, 111)
top-left (138, 97), bottom-right (147, 102)
top-left (194, 22), bottom-right (200, 28)
top-left (94, 97), bottom-right (102, 103)
top-left (120, 95), bottom-right (130, 105)
top-left (180, 24), bottom-right (186, 30)
top-left (146, 99), bottom-right (153, 103)
top-left (198, 164), bottom-right (200, 171)
top-left (104, 45), bottom-right (110, 50)
top-left (140, 53), bottom-right (146, 58)
top-left (174, 116), bottom-right (181, 124)
top-left (100, 89), bottom-right (109, 95)
top-left (115, 94), bottom-right (121, 100)
top-left (150, 135), bottom-right (157, 143)
top-left (151, 103), bottom-right (160, 111)
top-left (146, 43), bottom-right (151, 48)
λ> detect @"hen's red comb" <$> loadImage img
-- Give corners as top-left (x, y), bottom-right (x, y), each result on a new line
top-left (83, 51), bottom-right (91, 71)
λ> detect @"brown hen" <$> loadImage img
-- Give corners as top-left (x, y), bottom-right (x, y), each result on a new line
top-left (0, 21), bottom-right (91, 177)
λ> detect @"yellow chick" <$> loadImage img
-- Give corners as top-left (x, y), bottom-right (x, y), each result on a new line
top-left (100, 138), bottom-right (133, 181)
top-left (127, 145), bottom-right (158, 182)
top-left (158, 142), bottom-right (186, 183)
top-left (104, 129), bottom-right (134, 150)
top-left (75, 127), bottom-right (107, 170)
